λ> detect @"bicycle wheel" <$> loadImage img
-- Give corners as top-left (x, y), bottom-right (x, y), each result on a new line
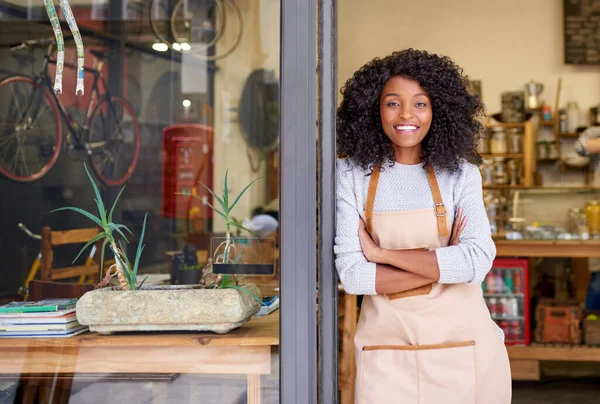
top-left (0, 76), bottom-right (62, 182)
top-left (87, 96), bottom-right (140, 186)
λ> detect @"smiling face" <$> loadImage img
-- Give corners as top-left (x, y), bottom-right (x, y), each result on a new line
top-left (379, 76), bottom-right (432, 164)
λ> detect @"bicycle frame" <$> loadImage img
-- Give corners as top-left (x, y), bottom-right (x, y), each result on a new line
top-left (35, 45), bottom-right (110, 151)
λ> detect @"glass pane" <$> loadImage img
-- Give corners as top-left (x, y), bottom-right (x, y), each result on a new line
top-left (0, 0), bottom-right (281, 402)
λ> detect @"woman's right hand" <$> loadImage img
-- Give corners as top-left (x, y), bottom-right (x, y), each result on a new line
top-left (449, 207), bottom-right (466, 246)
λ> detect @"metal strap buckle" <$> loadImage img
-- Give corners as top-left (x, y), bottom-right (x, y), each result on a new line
top-left (434, 203), bottom-right (446, 217)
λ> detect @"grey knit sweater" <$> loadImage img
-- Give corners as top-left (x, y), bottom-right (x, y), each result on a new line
top-left (334, 158), bottom-right (496, 295)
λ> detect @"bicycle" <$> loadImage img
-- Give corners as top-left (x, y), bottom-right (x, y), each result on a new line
top-left (0, 38), bottom-right (140, 186)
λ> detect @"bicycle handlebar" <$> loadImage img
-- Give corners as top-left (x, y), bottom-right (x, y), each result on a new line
top-left (10, 37), bottom-right (56, 52)
top-left (18, 223), bottom-right (41, 240)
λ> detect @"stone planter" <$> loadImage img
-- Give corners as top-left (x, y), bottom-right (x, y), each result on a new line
top-left (76, 284), bottom-right (261, 335)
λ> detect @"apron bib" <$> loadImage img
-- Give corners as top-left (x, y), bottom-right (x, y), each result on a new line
top-left (354, 165), bottom-right (511, 404)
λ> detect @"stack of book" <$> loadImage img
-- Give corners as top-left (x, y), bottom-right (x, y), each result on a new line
top-left (0, 298), bottom-right (88, 338)
top-left (257, 295), bottom-right (279, 316)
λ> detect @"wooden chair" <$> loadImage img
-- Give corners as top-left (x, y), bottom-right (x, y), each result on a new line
top-left (28, 280), bottom-right (94, 301)
top-left (40, 226), bottom-right (101, 283)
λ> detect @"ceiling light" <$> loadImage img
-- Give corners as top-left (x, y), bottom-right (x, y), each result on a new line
top-left (152, 42), bottom-right (168, 52)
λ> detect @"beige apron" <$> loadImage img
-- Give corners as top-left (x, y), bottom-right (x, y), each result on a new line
top-left (354, 165), bottom-right (511, 404)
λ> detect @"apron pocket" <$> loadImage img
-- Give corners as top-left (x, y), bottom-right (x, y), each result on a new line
top-left (359, 347), bottom-right (419, 404)
top-left (362, 341), bottom-right (477, 404)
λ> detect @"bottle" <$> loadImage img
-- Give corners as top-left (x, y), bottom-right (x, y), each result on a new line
top-left (488, 297), bottom-right (498, 317)
top-left (486, 271), bottom-right (496, 294)
top-left (510, 321), bottom-right (522, 341)
top-left (495, 270), bottom-right (505, 294)
top-left (585, 200), bottom-right (600, 237)
top-left (559, 109), bottom-right (568, 133)
top-left (508, 297), bottom-right (519, 318)
top-left (499, 321), bottom-right (510, 338)
top-left (566, 101), bottom-right (580, 133)
top-left (513, 271), bottom-right (522, 294)
top-left (503, 270), bottom-right (514, 294)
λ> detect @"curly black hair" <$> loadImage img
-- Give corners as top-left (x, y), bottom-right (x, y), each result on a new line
top-left (337, 49), bottom-right (483, 173)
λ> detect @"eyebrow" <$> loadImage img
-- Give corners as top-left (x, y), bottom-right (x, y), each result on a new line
top-left (383, 92), bottom-right (429, 98)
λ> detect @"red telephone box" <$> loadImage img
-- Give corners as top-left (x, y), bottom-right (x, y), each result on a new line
top-left (162, 124), bottom-right (213, 219)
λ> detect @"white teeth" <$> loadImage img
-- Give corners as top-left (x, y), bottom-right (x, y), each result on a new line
top-left (395, 125), bottom-right (418, 130)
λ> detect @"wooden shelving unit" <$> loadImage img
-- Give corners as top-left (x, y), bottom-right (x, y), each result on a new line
top-left (484, 119), bottom-right (536, 188)
top-left (542, 78), bottom-right (594, 184)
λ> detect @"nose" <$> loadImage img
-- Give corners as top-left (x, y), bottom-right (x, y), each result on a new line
top-left (399, 104), bottom-right (413, 119)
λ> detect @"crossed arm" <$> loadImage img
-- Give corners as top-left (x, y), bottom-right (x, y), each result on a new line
top-left (358, 210), bottom-right (466, 294)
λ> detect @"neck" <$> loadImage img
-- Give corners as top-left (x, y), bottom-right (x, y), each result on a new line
top-left (393, 145), bottom-right (422, 165)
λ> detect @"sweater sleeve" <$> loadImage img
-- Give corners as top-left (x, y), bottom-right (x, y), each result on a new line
top-left (334, 160), bottom-right (377, 295)
top-left (435, 163), bottom-right (496, 285)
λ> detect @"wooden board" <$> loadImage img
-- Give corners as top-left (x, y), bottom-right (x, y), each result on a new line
top-left (0, 314), bottom-right (279, 349)
top-left (507, 345), bottom-right (600, 362)
top-left (50, 228), bottom-right (100, 246)
top-left (509, 359), bottom-right (540, 381)
top-left (1, 345), bottom-right (271, 375)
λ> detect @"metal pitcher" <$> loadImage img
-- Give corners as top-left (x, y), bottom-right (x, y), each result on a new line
top-left (524, 80), bottom-right (544, 110)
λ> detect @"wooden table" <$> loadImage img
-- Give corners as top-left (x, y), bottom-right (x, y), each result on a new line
top-left (0, 314), bottom-right (279, 404)
top-left (495, 239), bottom-right (600, 258)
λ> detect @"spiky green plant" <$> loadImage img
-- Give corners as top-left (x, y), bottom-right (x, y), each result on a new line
top-left (50, 164), bottom-right (147, 290)
top-left (179, 169), bottom-right (263, 304)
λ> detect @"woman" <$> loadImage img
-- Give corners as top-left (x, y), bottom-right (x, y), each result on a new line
top-left (334, 49), bottom-right (511, 404)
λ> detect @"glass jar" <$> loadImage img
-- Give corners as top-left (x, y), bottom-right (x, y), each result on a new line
top-left (547, 141), bottom-right (559, 159)
top-left (585, 200), bottom-right (600, 237)
top-left (569, 208), bottom-right (582, 234)
top-left (579, 213), bottom-right (590, 240)
top-left (536, 141), bottom-right (548, 160)
top-left (507, 159), bottom-right (520, 185)
top-left (481, 159), bottom-right (494, 186)
top-left (477, 130), bottom-right (490, 154)
top-left (493, 157), bottom-right (508, 185)
top-left (490, 127), bottom-right (507, 154)
top-left (507, 128), bottom-right (523, 154)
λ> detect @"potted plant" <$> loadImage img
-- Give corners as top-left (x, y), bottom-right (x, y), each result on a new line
top-left (55, 164), bottom-right (262, 334)
top-left (188, 171), bottom-right (276, 280)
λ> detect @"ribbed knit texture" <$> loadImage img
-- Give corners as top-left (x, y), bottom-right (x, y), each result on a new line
top-left (334, 158), bottom-right (496, 295)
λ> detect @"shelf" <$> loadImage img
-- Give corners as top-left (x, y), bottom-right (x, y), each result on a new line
top-left (481, 153), bottom-right (524, 159)
top-left (508, 344), bottom-right (600, 362)
top-left (486, 122), bottom-right (527, 129)
top-left (559, 132), bottom-right (582, 138)
top-left (560, 161), bottom-right (590, 169)
top-left (517, 187), bottom-right (600, 194)
top-left (495, 239), bottom-right (600, 258)
top-left (539, 120), bottom-right (556, 126)
top-left (483, 185), bottom-right (527, 190)
top-left (537, 158), bottom-right (559, 163)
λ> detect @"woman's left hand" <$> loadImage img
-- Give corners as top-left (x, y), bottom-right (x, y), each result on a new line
top-left (358, 218), bottom-right (382, 263)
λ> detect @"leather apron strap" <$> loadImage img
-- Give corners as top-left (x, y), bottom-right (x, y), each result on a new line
top-left (364, 164), bottom-right (449, 238)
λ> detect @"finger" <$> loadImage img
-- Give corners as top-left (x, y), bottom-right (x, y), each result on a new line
top-left (458, 216), bottom-right (467, 235)
top-left (453, 208), bottom-right (462, 232)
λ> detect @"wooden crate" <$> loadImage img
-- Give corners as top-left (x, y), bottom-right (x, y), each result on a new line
top-left (534, 300), bottom-right (582, 345)
top-left (583, 310), bottom-right (600, 345)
